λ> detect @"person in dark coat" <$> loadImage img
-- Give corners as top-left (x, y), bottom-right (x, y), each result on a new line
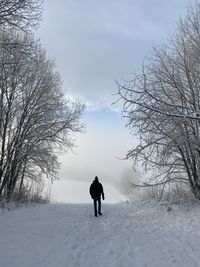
top-left (89, 176), bottom-right (105, 217)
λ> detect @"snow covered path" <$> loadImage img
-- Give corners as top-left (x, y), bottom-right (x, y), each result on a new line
top-left (1, 201), bottom-right (200, 267)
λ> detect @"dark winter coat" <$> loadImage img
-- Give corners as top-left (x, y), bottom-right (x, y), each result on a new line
top-left (89, 180), bottom-right (104, 199)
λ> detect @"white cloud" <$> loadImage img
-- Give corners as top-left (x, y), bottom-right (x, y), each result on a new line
top-left (37, 0), bottom-right (190, 109)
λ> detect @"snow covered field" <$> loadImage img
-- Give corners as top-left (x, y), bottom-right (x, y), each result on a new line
top-left (1, 200), bottom-right (200, 267)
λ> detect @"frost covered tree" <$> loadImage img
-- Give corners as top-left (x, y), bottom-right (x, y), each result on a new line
top-left (0, 0), bottom-right (84, 201)
top-left (0, 32), bottom-right (84, 199)
top-left (117, 3), bottom-right (200, 198)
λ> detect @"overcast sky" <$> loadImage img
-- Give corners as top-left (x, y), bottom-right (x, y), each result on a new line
top-left (37, 0), bottom-right (192, 202)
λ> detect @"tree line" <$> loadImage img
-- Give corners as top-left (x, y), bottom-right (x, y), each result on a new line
top-left (118, 3), bottom-right (200, 199)
top-left (0, 0), bottom-right (84, 201)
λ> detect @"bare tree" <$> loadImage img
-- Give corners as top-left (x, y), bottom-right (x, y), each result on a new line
top-left (117, 3), bottom-right (200, 198)
top-left (0, 32), bottom-right (84, 199)
top-left (0, 0), bottom-right (43, 32)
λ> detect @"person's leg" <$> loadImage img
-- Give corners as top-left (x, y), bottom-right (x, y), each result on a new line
top-left (93, 199), bottom-right (97, 216)
top-left (98, 198), bottom-right (102, 215)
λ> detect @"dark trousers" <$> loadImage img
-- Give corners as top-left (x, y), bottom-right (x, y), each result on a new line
top-left (93, 197), bottom-right (101, 215)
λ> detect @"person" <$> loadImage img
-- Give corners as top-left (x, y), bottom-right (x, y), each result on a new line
top-left (89, 176), bottom-right (105, 217)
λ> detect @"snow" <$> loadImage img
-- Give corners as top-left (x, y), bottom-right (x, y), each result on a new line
top-left (51, 180), bottom-right (127, 203)
top-left (0, 200), bottom-right (200, 267)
